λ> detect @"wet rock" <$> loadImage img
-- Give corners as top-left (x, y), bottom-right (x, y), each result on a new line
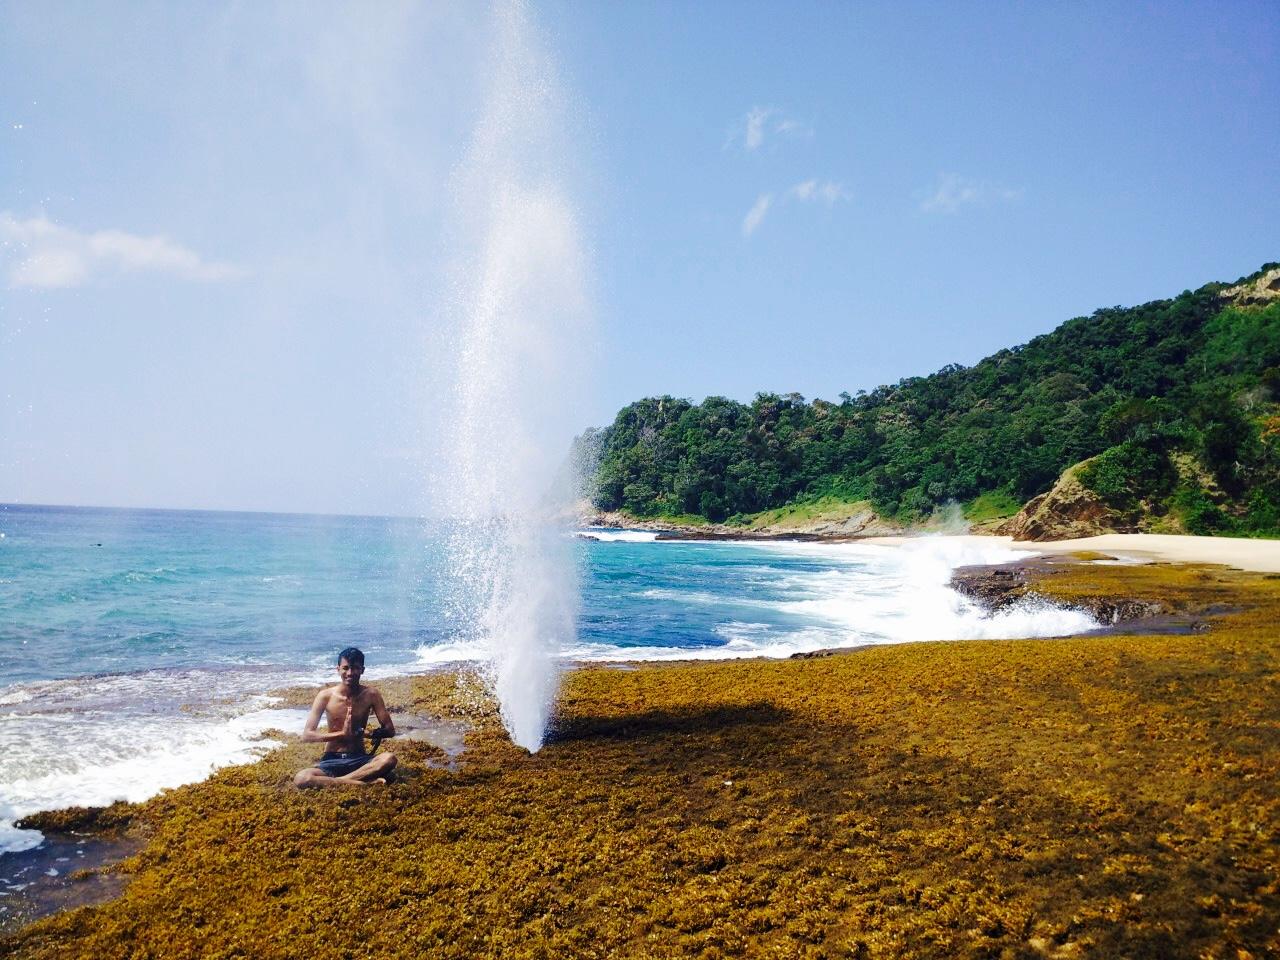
top-left (949, 565), bottom-right (1032, 610)
top-left (951, 560), bottom-right (1175, 628)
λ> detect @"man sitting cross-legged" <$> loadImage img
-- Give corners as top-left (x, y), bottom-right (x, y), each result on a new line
top-left (294, 646), bottom-right (398, 788)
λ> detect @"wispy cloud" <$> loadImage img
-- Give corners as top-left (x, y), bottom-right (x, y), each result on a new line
top-left (918, 173), bottom-right (1022, 214)
top-left (729, 106), bottom-right (812, 152)
top-left (0, 213), bottom-right (245, 289)
top-left (788, 179), bottom-right (850, 205)
top-left (741, 193), bottom-right (773, 237)
top-left (745, 106), bottom-right (771, 151)
top-left (741, 179), bottom-right (849, 239)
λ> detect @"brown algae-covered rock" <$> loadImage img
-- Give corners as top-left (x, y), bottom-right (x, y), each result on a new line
top-left (5, 562), bottom-right (1279, 959)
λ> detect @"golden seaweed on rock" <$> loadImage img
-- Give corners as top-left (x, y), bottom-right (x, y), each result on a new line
top-left (4, 563), bottom-right (1279, 959)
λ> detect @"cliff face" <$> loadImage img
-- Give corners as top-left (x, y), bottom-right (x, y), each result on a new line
top-left (996, 460), bottom-right (1132, 542)
top-left (1222, 266), bottom-right (1280, 306)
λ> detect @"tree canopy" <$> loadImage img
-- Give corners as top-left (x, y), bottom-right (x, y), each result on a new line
top-left (581, 264), bottom-right (1280, 537)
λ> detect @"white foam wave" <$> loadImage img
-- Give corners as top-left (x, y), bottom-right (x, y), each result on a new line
top-left (413, 638), bottom-right (492, 665)
top-left (576, 529), bottom-right (659, 543)
top-left (568, 535), bottom-right (1096, 662)
top-left (0, 666), bottom-right (325, 854)
top-left (637, 588), bottom-right (776, 609)
top-left (758, 536), bottom-right (1094, 645)
top-left (0, 703), bottom-right (308, 854)
top-left (417, 536), bottom-right (1094, 666)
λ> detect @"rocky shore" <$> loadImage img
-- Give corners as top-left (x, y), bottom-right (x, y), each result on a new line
top-left (950, 558), bottom-right (1179, 624)
top-left (4, 560), bottom-right (1279, 958)
top-left (580, 507), bottom-right (907, 541)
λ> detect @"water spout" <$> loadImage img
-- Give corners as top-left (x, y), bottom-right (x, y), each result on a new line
top-left (436, 0), bottom-right (591, 752)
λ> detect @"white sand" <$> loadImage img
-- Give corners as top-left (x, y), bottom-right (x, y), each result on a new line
top-left (862, 533), bottom-right (1280, 573)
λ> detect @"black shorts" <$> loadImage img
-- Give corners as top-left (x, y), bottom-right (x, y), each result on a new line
top-left (315, 751), bottom-right (373, 777)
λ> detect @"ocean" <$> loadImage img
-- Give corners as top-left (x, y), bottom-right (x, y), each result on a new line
top-left (0, 503), bottom-right (1095, 855)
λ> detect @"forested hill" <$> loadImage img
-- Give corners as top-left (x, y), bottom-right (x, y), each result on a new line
top-left (580, 263), bottom-right (1280, 537)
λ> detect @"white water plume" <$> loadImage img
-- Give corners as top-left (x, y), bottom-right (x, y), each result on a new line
top-left (436, 0), bottom-right (592, 752)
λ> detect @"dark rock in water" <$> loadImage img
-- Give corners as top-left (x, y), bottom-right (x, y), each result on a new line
top-left (948, 564), bottom-right (1032, 610)
top-left (1077, 596), bottom-right (1170, 624)
top-left (950, 558), bottom-right (1202, 633)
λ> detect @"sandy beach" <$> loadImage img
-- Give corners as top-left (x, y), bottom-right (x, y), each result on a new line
top-left (862, 532), bottom-right (1280, 574)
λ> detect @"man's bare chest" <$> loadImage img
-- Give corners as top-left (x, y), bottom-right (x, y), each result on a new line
top-left (326, 692), bottom-right (373, 727)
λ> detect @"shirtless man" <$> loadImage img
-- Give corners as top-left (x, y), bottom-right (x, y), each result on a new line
top-left (294, 647), bottom-right (398, 788)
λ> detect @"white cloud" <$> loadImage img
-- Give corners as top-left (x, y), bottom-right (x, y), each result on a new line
top-left (788, 179), bottom-right (850, 205)
top-left (918, 173), bottom-right (1022, 214)
top-left (741, 193), bottom-right (773, 238)
top-left (745, 106), bottom-right (771, 151)
top-left (730, 106), bottom-right (812, 152)
top-left (741, 179), bottom-right (849, 238)
top-left (0, 213), bottom-right (245, 288)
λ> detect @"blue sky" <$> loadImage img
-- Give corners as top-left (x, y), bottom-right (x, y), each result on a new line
top-left (2, 1), bottom-right (1277, 515)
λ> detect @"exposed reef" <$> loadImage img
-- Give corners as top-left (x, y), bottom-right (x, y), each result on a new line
top-left (951, 557), bottom-right (1172, 624)
top-left (5, 563), bottom-right (1279, 959)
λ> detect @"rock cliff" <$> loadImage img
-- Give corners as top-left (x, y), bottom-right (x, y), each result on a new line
top-left (996, 459), bottom-right (1132, 542)
top-left (1221, 266), bottom-right (1280, 306)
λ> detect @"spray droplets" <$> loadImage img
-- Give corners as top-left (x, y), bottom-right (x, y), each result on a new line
top-left (436, 0), bottom-right (592, 752)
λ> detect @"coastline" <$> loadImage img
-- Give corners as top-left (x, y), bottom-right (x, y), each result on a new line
top-left (5, 558), bottom-right (1279, 957)
top-left (864, 532), bottom-right (1280, 574)
top-left (584, 510), bottom-right (1280, 574)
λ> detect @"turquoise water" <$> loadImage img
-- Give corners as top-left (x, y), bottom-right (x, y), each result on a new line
top-left (1, 504), bottom-right (451, 686)
top-left (0, 502), bottom-right (1095, 854)
top-left (1, 504), bottom-right (880, 683)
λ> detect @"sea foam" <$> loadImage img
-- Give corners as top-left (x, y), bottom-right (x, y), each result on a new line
top-left (0, 666), bottom-right (315, 853)
top-left (434, 0), bottom-right (592, 752)
top-left (557, 534), bottom-right (1097, 661)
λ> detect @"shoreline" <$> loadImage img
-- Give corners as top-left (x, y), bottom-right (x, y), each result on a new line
top-left (4, 558), bottom-right (1280, 956)
top-left (584, 516), bottom-right (1280, 573)
top-left (4, 535), bottom-right (1268, 847)
top-left (7, 558), bottom-right (1279, 957)
top-left (863, 532), bottom-right (1280, 573)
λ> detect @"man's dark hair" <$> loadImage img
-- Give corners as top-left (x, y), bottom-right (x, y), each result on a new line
top-left (337, 646), bottom-right (365, 668)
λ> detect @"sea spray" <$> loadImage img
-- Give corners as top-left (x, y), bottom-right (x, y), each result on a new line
top-left (436, 0), bottom-right (592, 751)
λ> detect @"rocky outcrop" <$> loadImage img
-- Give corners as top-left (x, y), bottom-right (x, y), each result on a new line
top-left (995, 460), bottom-right (1133, 542)
top-left (767, 507), bottom-right (904, 538)
top-left (948, 564), bottom-right (1032, 609)
top-left (579, 505), bottom-right (904, 541)
top-left (950, 562), bottom-right (1172, 623)
top-left (1221, 266), bottom-right (1280, 306)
